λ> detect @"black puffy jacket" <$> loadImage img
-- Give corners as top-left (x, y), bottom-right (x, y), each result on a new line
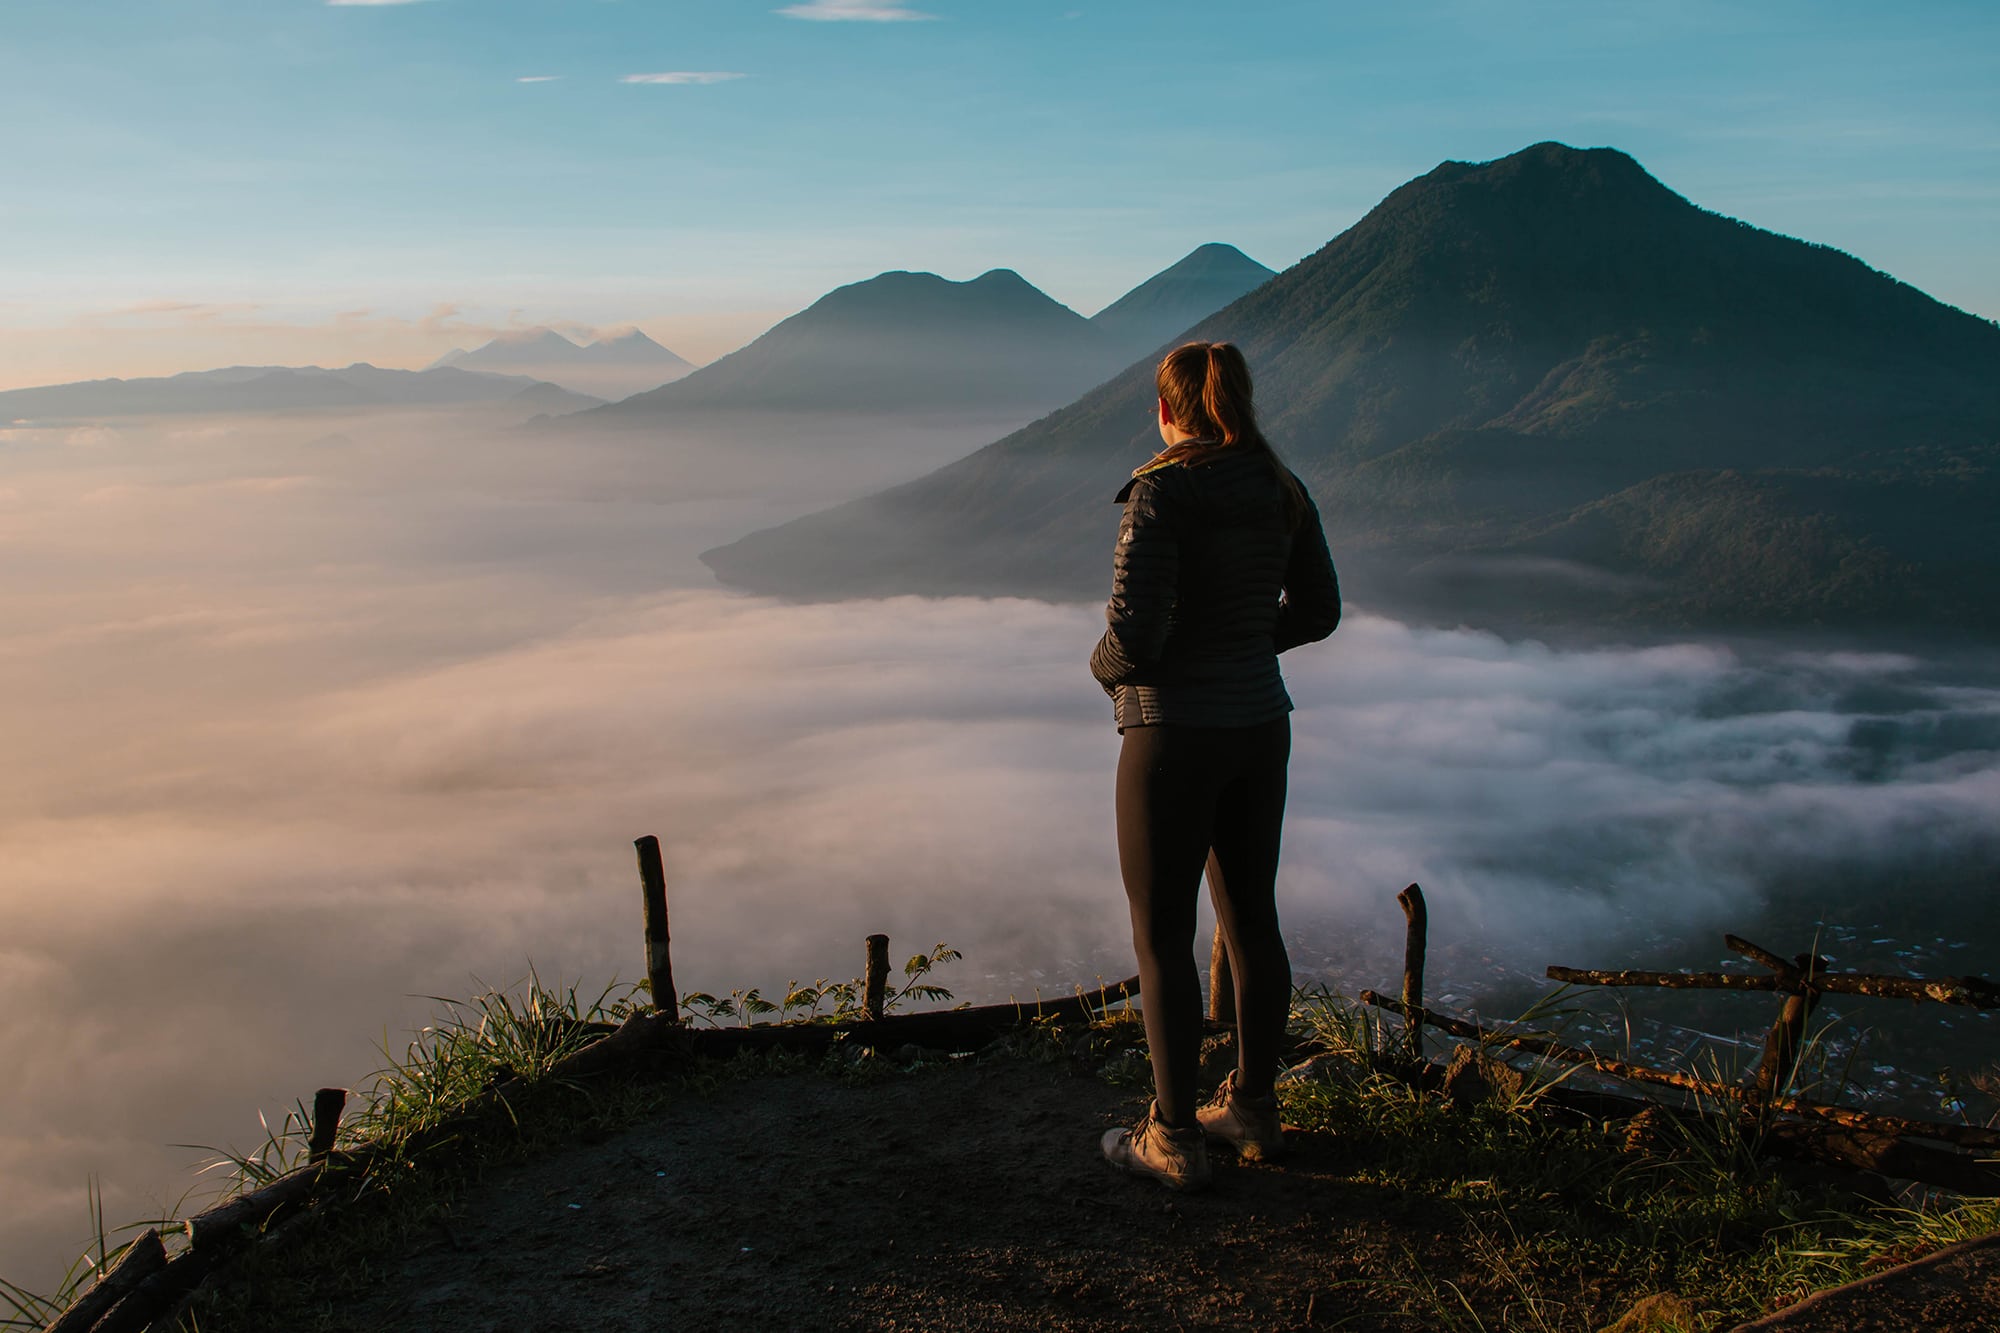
top-left (1088, 444), bottom-right (1341, 730)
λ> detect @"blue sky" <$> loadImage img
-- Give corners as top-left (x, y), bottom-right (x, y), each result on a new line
top-left (1, 0), bottom-right (1995, 384)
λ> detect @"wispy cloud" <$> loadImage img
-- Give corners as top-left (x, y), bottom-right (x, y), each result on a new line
top-left (101, 300), bottom-right (264, 323)
top-left (620, 71), bottom-right (748, 85)
top-left (776, 0), bottom-right (936, 20)
top-left (517, 75), bottom-right (561, 84)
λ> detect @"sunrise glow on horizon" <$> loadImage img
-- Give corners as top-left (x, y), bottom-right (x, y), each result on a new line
top-left (2, 0), bottom-right (1996, 390)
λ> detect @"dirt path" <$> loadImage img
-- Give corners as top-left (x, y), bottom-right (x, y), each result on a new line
top-left (327, 1057), bottom-right (1435, 1332)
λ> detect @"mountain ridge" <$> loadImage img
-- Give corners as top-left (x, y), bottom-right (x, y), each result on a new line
top-left (574, 246), bottom-right (1278, 422)
top-left (437, 327), bottom-right (695, 398)
top-left (575, 268), bottom-right (1119, 418)
top-left (1089, 242), bottom-right (1276, 358)
top-left (701, 141), bottom-right (2000, 633)
top-left (0, 362), bottom-right (599, 420)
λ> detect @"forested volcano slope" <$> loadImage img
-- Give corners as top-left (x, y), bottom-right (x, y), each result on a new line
top-left (704, 142), bottom-right (2000, 633)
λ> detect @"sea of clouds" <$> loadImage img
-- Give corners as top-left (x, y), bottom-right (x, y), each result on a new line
top-left (2, 409), bottom-right (1996, 1292)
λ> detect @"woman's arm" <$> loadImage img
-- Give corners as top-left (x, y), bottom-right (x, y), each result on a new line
top-left (1090, 475), bottom-right (1179, 689)
top-left (1273, 494), bottom-right (1341, 653)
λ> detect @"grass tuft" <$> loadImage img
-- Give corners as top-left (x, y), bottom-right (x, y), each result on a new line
top-left (1281, 987), bottom-right (2000, 1330)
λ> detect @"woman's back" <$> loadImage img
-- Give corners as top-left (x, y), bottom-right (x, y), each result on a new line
top-left (1095, 339), bottom-right (1342, 1192)
top-left (1093, 445), bottom-right (1339, 730)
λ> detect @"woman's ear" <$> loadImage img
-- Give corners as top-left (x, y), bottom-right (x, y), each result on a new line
top-left (1158, 397), bottom-right (1172, 427)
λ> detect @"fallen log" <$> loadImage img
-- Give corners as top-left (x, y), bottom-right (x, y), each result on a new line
top-left (41, 1229), bottom-right (165, 1333)
top-left (672, 977), bottom-right (1142, 1057)
top-left (97, 1248), bottom-right (219, 1333)
top-left (1759, 1120), bottom-right (2000, 1195)
top-left (1357, 992), bottom-right (2000, 1161)
top-left (538, 1009), bottom-right (684, 1083)
top-left (507, 979), bottom-right (1143, 1083)
top-left (1359, 990), bottom-right (1723, 1099)
top-left (1547, 966), bottom-right (1784, 993)
top-left (1776, 1100), bottom-right (2000, 1151)
top-left (184, 1153), bottom-right (360, 1255)
top-left (1810, 971), bottom-right (2000, 1009)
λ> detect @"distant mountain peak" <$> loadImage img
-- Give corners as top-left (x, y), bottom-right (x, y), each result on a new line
top-left (582, 265), bottom-right (1109, 417)
top-left (579, 328), bottom-right (695, 373)
top-left (590, 327), bottom-right (665, 350)
top-left (971, 267), bottom-right (1033, 288)
top-left (443, 324), bottom-right (694, 395)
top-left (1089, 241), bottom-right (1276, 356)
top-left (490, 327), bottom-right (586, 351)
top-left (786, 267), bottom-right (1089, 328)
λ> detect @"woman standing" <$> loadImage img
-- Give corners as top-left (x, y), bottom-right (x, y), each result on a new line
top-left (1091, 341), bottom-right (1341, 1189)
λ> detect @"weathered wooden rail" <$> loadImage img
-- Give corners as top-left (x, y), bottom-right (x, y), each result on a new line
top-left (42, 833), bottom-right (1140, 1333)
top-left (1356, 884), bottom-right (2000, 1194)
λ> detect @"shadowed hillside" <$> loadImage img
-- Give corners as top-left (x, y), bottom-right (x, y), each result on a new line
top-left (1089, 242), bottom-right (1275, 359)
top-left (703, 143), bottom-right (2000, 633)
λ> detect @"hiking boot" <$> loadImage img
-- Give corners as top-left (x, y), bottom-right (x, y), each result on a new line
top-left (1100, 1103), bottom-right (1212, 1191)
top-left (1198, 1070), bottom-right (1286, 1160)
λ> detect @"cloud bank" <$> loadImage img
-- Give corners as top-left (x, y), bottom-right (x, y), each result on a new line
top-left (0, 407), bottom-right (1994, 1293)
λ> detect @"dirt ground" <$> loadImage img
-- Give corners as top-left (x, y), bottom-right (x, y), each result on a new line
top-left (198, 1052), bottom-right (2000, 1333)
top-left (313, 1056), bottom-right (1446, 1332)
top-left (1728, 1232), bottom-right (2000, 1332)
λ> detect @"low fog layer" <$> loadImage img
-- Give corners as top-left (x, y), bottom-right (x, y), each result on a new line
top-left (2, 409), bottom-right (1996, 1291)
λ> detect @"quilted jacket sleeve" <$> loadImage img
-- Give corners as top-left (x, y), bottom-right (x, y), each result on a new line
top-left (1272, 493), bottom-right (1341, 653)
top-left (1090, 474), bottom-right (1179, 690)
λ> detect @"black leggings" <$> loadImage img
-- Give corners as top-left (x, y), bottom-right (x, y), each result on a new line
top-left (1115, 716), bottom-right (1293, 1129)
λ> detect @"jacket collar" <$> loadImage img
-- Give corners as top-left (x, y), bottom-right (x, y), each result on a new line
top-left (1114, 440), bottom-right (1221, 503)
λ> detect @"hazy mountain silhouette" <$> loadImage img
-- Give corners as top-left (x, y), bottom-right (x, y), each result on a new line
top-left (1090, 242), bottom-right (1275, 358)
top-left (435, 327), bottom-right (694, 399)
top-left (432, 329), bottom-right (581, 371)
top-left (0, 363), bottom-right (595, 420)
top-left (505, 380), bottom-right (607, 414)
top-left (577, 269), bottom-right (1122, 419)
top-left (704, 142), bottom-right (2000, 633)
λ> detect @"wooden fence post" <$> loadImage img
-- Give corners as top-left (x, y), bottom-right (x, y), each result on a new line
top-left (634, 835), bottom-right (678, 1021)
top-left (1206, 853), bottom-right (1237, 1024)
top-left (1397, 883), bottom-right (1427, 1063)
top-left (308, 1088), bottom-right (347, 1164)
top-left (1209, 929), bottom-right (1237, 1024)
top-left (1754, 952), bottom-right (1827, 1104)
top-left (864, 934), bottom-right (891, 1021)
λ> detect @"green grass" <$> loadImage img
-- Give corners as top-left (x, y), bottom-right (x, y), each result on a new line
top-left (1280, 989), bottom-right (2000, 1331)
top-left (1, 949), bottom-right (980, 1332)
